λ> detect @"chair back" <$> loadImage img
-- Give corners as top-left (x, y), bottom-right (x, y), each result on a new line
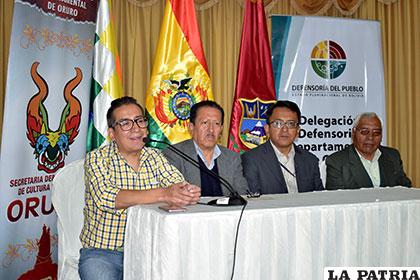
top-left (52, 159), bottom-right (85, 280)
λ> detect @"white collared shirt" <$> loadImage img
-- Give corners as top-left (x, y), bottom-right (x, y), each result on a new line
top-left (356, 148), bottom-right (382, 187)
top-left (193, 141), bottom-right (221, 170)
top-left (270, 141), bottom-right (298, 194)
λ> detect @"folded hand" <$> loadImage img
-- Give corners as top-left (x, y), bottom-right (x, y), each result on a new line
top-left (164, 182), bottom-right (201, 207)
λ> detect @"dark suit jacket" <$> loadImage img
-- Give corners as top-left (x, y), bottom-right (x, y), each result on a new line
top-left (162, 139), bottom-right (249, 195)
top-left (241, 141), bottom-right (323, 194)
top-left (325, 144), bottom-right (411, 190)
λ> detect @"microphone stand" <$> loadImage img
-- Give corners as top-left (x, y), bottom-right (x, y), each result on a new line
top-left (144, 137), bottom-right (247, 206)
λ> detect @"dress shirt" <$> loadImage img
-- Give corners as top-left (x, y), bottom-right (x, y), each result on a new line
top-left (80, 141), bottom-right (184, 250)
top-left (193, 141), bottom-right (221, 169)
top-left (356, 148), bottom-right (382, 188)
top-left (270, 141), bottom-right (298, 194)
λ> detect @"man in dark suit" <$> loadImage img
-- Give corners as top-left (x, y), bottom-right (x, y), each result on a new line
top-left (241, 100), bottom-right (323, 194)
top-left (163, 101), bottom-right (249, 196)
top-left (326, 112), bottom-right (411, 189)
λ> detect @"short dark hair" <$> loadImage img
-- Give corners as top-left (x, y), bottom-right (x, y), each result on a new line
top-left (106, 96), bottom-right (144, 128)
top-left (266, 100), bottom-right (301, 123)
top-left (189, 100), bottom-right (224, 125)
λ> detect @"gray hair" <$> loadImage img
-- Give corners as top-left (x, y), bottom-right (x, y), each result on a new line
top-left (352, 112), bottom-right (383, 130)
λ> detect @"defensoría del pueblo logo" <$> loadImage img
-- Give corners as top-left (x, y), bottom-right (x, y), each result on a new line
top-left (311, 40), bottom-right (346, 79)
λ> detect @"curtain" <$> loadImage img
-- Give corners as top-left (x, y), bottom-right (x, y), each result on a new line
top-left (1, 0), bottom-right (419, 186)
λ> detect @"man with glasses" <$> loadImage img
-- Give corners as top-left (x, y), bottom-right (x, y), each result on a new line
top-left (242, 100), bottom-right (323, 194)
top-left (79, 97), bottom-right (200, 279)
top-left (325, 112), bottom-right (411, 190)
top-left (163, 100), bottom-right (249, 197)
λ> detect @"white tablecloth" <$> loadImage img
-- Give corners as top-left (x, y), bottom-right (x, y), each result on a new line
top-left (124, 187), bottom-right (420, 280)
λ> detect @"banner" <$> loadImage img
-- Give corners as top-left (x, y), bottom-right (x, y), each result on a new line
top-left (87, 0), bottom-right (123, 152)
top-left (272, 16), bottom-right (386, 160)
top-left (228, 0), bottom-right (276, 153)
top-left (0, 0), bottom-right (97, 278)
top-left (145, 0), bottom-right (213, 149)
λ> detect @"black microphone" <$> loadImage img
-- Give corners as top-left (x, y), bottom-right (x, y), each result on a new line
top-left (143, 137), bottom-right (247, 206)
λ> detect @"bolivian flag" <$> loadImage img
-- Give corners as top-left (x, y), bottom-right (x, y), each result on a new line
top-left (145, 0), bottom-right (213, 148)
top-left (87, 0), bottom-right (123, 152)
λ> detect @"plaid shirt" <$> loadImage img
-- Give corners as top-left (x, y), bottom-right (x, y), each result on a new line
top-left (80, 141), bottom-right (184, 250)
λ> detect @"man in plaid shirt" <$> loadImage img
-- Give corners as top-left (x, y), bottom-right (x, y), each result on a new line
top-left (79, 97), bottom-right (200, 280)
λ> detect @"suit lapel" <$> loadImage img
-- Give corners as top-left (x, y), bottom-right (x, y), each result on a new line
top-left (348, 146), bottom-right (373, 188)
top-left (216, 148), bottom-right (232, 196)
top-left (217, 146), bottom-right (228, 178)
top-left (184, 140), bottom-right (202, 186)
top-left (263, 142), bottom-right (288, 193)
top-left (378, 147), bottom-right (391, 186)
top-left (293, 147), bottom-right (304, 192)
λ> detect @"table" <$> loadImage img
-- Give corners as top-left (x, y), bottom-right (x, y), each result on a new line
top-left (124, 187), bottom-right (420, 280)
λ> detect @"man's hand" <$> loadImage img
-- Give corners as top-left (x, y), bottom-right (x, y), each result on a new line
top-left (163, 182), bottom-right (201, 207)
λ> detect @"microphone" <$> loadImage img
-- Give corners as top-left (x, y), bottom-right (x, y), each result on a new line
top-left (143, 137), bottom-right (247, 206)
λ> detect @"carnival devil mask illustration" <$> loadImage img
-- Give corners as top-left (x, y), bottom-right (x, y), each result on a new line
top-left (26, 62), bottom-right (82, 173)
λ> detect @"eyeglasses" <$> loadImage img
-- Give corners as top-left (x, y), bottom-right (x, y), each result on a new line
top-left (269, 120), bottom-right (299, 129)
top-left (113, 116), bottom-right (148, 131)
top-left (197, 120), bottom-right (223, 129)
top-left (356, 128), bottom-right (382, 137)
